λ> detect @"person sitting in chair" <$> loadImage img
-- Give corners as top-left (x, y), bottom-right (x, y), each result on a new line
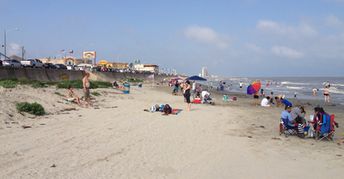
top-left (291, 106), bottom-right (307, 138)
top-left (201, 90), bottom-right (212, 104)
top-left (280, 106), bottom-right (296, 135)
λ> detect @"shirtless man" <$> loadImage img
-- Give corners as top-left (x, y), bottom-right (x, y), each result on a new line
top-left (83, 72), bottom-right (91, 106)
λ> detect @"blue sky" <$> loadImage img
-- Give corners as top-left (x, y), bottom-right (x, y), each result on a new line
top-left (1, 0), bottom-right (344, 76)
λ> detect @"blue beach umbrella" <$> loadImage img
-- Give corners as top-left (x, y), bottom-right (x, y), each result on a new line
top-left (186, 75), bottom-right (207, 81)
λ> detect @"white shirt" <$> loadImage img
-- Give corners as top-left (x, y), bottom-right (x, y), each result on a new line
top-left (192, 83), bottom-right (196, 91)
top-left (261, 98), bottom-right (270, 107)
top-left (201, 91), bottom-right (210, 98)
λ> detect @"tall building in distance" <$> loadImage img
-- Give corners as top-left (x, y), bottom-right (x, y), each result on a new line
top-left (201, 67), bottom-right (209, 78)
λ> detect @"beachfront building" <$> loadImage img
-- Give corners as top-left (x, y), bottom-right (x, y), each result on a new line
top-left (134, 64), bottom-right (159, 73)
top-left (201, 67), bottom-right (209, 78)
top-left (40, 57), bottom-right (92, 65)
top-left (97, 60), bottom-right (129, 69)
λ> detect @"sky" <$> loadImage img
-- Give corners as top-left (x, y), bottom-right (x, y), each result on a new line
top-left (1, 0), bottom-right (344, 77)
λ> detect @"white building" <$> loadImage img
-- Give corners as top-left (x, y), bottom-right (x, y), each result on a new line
top-left (201, 67), bottom-right (209, 78)
top-left (134, 64), bottom-right (159, 73)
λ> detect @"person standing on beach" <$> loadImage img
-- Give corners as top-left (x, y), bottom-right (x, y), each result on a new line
top-left (323, 86), bottom-right (330, 103)
top-left (83, 72), bottom-right (91, 107)
top-left (260, 88), bottom-right (265, 97)
top-left (312, 88), bottom-right (318, 96)
top-left (239, 82), bottom-right (243, 89)
top-left (183, 80), bottom-right (191, 111)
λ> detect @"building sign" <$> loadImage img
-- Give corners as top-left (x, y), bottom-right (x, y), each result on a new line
top-left (83, 51), bottom-right (96, 59)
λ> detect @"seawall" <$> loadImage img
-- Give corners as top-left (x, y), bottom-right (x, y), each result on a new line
top-left (0, 67), bottom-right (171, 82)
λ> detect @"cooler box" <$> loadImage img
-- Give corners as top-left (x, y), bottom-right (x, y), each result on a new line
top-left (123, 83), bottom-right (130, 94)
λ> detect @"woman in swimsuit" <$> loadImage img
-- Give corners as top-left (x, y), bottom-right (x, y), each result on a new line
top-left (183, 80), bottom-right (191, 111)
top-left (323, 86), bottom-right (330, 103)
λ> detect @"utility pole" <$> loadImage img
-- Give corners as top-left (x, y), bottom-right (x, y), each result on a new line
top-left (4, 30), bottom-right (6, 57)
top-left (21, 46), bottom-right (25, 60)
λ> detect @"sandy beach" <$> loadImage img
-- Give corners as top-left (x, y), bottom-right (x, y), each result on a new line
top-left (1, 84), bottom-right (344, 179)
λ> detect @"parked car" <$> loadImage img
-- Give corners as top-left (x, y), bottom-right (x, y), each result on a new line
top-left (76, 63), bottom-right (93, 71)
top-left (3, 59), bottom-right (22, 68)
top-left (66, 65), bottom-right (75, 70)
top-left (0, 60), bottom-right (2, 66)
top-left (20, 59), bottom-right (44, 68)
top-left (43, 63), bottom-right (57, 69)
top-left (55, 64), bottom-right (67, 69)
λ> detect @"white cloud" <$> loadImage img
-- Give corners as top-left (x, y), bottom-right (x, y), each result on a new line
top-left (8, 43), bottom-right (22, 56)
top-left (271, 46), bottom-right (304, 59)
top-left (326, 15), bottom-right (344, 27)
top-left (256, 20), bottom-right (317, 37)
top-left (184, 25), bottom-right (229, 49)
top-left (246, 43), bottom-right (264, 53)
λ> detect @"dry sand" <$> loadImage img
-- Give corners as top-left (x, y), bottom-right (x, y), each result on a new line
top-left (0, 85), bottom-right (344, 179)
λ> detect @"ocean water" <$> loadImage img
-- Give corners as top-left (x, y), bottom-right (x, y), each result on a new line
top-left (208, 77), bottom-right (344, 105)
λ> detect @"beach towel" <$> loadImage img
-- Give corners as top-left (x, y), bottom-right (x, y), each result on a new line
top-left (192, 98), bottom-right (202, 104)
top-left (171, 109), bottom-right (182, 115)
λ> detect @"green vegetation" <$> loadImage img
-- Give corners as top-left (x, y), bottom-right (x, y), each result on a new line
top-left (56, 80), bottom-right (112, 89)
top-left (57, 80), bottom-right (83, 89)
top-left (91, 81), bottom-right (113, 88)
top-left (0, 79), bottom-right (111, 89)
top-left (126, 78), bottom-right (143, 83)
top-left (16, 102), bottom-right (45, 116)
top-left (0, 79), bottom-right (17, 88)
top-left (91, 91), bottom-right (101, 96)
top-left (0, 79), bottom-right (58, 89)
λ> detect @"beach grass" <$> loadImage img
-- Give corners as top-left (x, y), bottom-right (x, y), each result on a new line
top-left (126, 78), bottom-right (143, 83)
top-left (0, 79), bottom-right (58, 88)
top-left (0, 79), bottom-right (18, 88)
top-left (16, 102), bottom-right (45, 116)
top-left (56, 80), bottom-right (112, 89)
top-left (91, 91), bottom-right (101, 96)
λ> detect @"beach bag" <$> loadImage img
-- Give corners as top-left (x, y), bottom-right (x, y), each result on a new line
top-left (159, 104), bottom-right (165, 112)
top-left (163, 104), bottom-right (172, 114)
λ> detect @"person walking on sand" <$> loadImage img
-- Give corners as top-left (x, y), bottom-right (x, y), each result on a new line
top-left (183, 80), bottom-right (191, 111)
top-left (323, 86), bottom-right (330, 104)
top-left (83, 72), bottom-right (91, 107)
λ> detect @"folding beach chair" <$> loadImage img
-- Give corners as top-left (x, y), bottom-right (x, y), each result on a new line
top-left (280, 118), bottom-right (297, 137)
top-left (316, 114), bottom-right (336, 141)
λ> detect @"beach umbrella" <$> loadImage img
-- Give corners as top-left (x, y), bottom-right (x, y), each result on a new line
top-left (246, 81), bottom-right (261, 95)
top-left (186, 75), bottom-right (207, 81)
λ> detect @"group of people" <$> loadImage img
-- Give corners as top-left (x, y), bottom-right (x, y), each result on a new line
top-left (280, 105), bottom-right (338, 139)
top-left (171, 80), bottom-right (213, 111)
top-left (64, 72), bottom-right (92, 107)
top-left (259, 94), bottom-right (292, 108)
